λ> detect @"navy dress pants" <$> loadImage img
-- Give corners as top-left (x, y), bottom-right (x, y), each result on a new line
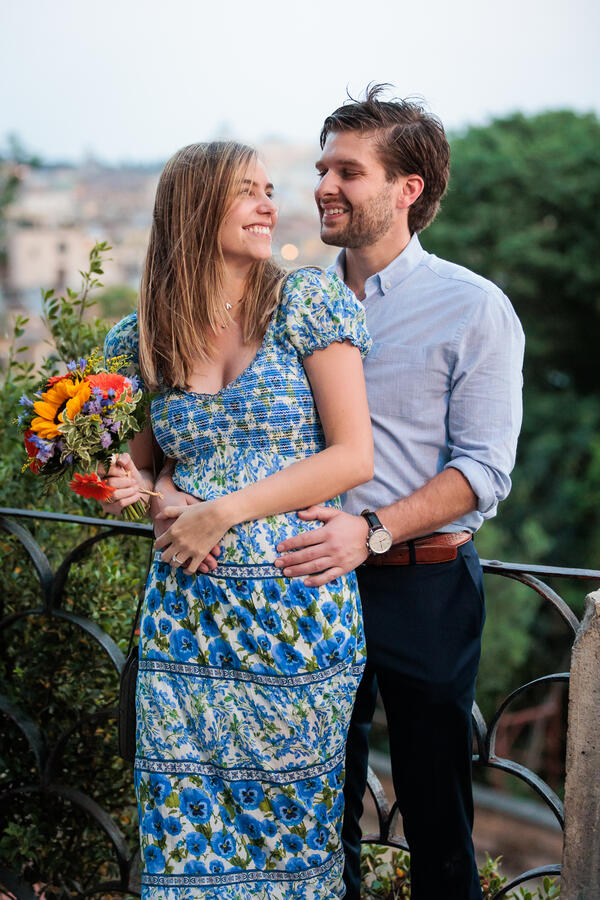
top-left (342, 542), bottom-right (485, 900)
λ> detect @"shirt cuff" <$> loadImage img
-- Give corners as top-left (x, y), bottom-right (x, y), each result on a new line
top-left (445, 458), bottom-right (498, 517)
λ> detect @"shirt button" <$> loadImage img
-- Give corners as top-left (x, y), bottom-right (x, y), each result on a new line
top-left (384, 281), bottom-right (391, 290)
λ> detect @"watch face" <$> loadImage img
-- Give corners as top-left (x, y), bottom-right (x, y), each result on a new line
top-left (368, 528), bottom-right (393, 554)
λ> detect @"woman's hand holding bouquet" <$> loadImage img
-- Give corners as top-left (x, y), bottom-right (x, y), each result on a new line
top-left (19, 350), bottom-right (160, 520)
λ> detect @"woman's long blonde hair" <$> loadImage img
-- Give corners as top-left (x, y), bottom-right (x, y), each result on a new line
top-left (138, 141), bottom-right (286, 390)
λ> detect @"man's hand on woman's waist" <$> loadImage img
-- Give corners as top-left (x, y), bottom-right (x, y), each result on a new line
top-left (275, 507), bottom-right (369, 587)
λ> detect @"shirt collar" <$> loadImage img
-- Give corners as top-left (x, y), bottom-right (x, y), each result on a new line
top-left (331, 233), bottom-right (425, 297)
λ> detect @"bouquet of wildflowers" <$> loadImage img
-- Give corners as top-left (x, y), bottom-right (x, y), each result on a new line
top-left (19, 349), bottom-right (155, 520)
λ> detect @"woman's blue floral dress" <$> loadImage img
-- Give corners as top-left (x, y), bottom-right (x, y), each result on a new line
top-left (104, 268), bottom-right (371, 899)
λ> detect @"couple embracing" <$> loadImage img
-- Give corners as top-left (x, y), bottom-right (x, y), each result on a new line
top-left (103, 84), bottom-right (524, 900)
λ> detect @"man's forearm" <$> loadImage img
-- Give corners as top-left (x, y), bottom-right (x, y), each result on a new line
top-left (377, 468), bottom-right (478, 543)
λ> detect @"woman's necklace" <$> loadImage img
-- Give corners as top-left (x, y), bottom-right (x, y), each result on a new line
top-left (221, 298), bottom-right (242, 328)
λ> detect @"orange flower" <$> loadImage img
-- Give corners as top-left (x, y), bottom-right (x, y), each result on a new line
top-left (86, 372), bottom-right (132, 401)
top-left (30, 377), bottom-right (91, 439)
top-left (46, 374), bottom-right (70, 386)
top-left (24, 429), bottom-right (41, 473)
top-left (69, 472), bottom-right (114, 502)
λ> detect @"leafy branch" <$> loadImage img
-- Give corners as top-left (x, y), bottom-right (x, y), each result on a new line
top-left (41, 240), bottom-right (112, 368)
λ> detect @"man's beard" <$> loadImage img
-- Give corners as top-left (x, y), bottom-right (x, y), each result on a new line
top-left (320, 186), bottom-right (394, 249)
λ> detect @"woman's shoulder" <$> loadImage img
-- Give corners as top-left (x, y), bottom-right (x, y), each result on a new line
top-left (104, 312), bottom-right (139, 363)
top-left (277, 267), bottom-right (371, 359)
top-left (281, 266), bottom-right (351, 306)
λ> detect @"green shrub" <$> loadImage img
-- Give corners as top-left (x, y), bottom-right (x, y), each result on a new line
top-left (0, 244), bottom-right (147, 896)
top-left (360, 845), bottom-right (560, 899)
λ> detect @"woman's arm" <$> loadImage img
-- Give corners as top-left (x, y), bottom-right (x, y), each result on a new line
top-left (101, 434), bottom-right (222, 572)
top-left (155, 340), bottom-right (373, 573)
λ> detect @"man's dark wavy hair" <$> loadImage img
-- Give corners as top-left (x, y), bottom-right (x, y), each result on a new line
top-left (320, 83), bottom-right (450, 233)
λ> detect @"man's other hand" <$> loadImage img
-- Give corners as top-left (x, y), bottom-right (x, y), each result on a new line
top-left (275, 506), bottom-right (369, 586)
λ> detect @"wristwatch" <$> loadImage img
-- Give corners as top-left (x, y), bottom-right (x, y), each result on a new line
top-left (360, 509), bottom-right (393, 555)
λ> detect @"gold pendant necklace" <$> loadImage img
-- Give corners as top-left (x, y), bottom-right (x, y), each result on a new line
top-left (221, 300), bottom-right (241, 328)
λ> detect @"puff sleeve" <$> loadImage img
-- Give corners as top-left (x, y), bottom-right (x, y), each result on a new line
top-left (278, 268), bottom-right (371, 359)
top-left (103, 312), bottom-right (147, 393)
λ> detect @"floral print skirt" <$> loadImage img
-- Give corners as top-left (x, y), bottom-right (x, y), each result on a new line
top-left (135, 553), bottom-right (366, 899)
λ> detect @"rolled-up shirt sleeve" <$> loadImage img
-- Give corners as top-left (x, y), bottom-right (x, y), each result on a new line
top-left (444, 288), bottom-right (525, 519)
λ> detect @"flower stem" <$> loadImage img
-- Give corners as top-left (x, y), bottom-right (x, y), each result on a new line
top-left (122, 499), bottom-right (148, 521)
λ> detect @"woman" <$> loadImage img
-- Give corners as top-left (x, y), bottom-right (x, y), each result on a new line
top-left (103, 141), bottom-right (373, 899)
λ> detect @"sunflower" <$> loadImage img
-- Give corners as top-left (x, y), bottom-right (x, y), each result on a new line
top-left (30, 377), bottom-right (91, 439)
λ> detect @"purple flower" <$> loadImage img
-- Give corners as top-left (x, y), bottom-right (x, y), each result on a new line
top-left (130, 375), bottom-right (140, 392)
top-left (34, 439), bottom-right (55, 464)
top-left (67, 361), bottom-right (77, 372)
top-left (78, 357), bottom-right (87, 372)
top-left (84, 399), bottom-right (102, 415)
top-left (100, 431), bottom-right (112, 449)
top-left (19, 394), bottom-right (34, 408)
top-left (110, 421), bottom-right (121, 433)
top-left (64, 453), bottom-right (73, 465)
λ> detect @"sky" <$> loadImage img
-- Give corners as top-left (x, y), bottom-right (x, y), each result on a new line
top-left (1, 0), bottom-right (599, 164)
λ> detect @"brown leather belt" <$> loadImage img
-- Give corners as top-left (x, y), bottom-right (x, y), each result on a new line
top-left (365, 531), bottom-right (472, 566)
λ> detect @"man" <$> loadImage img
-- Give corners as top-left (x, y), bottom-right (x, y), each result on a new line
top-left (274, 85), bottom-right (525, 900)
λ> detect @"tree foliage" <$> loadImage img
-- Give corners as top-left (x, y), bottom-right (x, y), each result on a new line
top-left (422, 110), bottom-right (600, 732)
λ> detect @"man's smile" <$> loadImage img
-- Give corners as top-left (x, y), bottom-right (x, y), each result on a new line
top-left (320, 203), bottom-right (350, 223)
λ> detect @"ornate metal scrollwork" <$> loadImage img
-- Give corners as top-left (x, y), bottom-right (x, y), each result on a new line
top-left (1, 508), bottom-right (599, 897)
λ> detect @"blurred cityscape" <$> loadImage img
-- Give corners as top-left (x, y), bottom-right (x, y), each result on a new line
top-left (0, 140), bottom-right (337, 365)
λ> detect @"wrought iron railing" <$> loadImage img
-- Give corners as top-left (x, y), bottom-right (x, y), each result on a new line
top-left (1, 507), bottom-right (599, 899)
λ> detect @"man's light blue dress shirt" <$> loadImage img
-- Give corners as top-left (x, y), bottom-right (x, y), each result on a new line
top-left (331, 234), bottom-right (525, 533)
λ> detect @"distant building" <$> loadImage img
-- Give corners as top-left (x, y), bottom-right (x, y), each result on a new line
top-left (6, 227), bottom-right (96, 309)
top-left (2, 143), bottom-right (337, 314)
